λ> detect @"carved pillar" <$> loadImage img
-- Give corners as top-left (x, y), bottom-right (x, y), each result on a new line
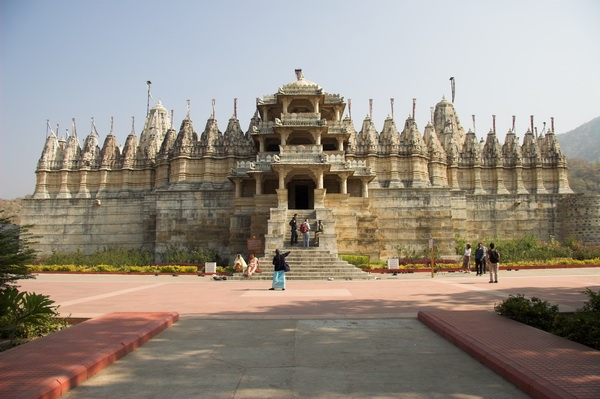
top-left (33, 170), bottom-right (50, 199)
top-left (255, 175), bottom-right (263, 195)
top-left (341, 175), bottom-right (348, 194)
top-left (56, 170), bottom-right (71, 199)
top-left (535, 165), bottom-right (548, 194)
top-left (313, 188), bottom-right (326, 209)
top-left (97, 169), bottom-right (108, 197)
top-left (76, 169), bottom-right (91, 198)
top-left (258, 136), bottom-right (265, 152)
top-left (362, 179), bottom-right (369, 198)
top-left (473, 165), bottom-right (485, 194)
top-left (495, 166), bottom-right (509, 194)
top-left (317, 171), bottom-right (323, 189)
top-left (514, 166), bottom-right (527, 194)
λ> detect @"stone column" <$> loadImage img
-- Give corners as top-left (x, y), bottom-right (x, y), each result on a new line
top-left (317, 171), bottom-right (324, 189)
top-left (362, 179), bottom-right (369, 198)
top-left (234, 179), bottom-right (242, 198)
top-left (341, 175), bottom-right (348, 194)
top-left (76, 169), bottom-right (91, 198)
top-left (56, 170), bottom-right (71, 199)
top-left (313, 188), bottom-right (326, 208)
top-left (33, 170), bottom-right (50, 199)
top-left (255, 175), bottom-right (263, 195)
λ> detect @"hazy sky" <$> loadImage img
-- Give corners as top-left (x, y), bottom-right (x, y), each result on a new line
top-left (1, 0), bottom-right (599, 199)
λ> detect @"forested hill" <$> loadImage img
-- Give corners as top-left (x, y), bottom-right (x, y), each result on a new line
top-left (557, 116), bottom-right (600, 161)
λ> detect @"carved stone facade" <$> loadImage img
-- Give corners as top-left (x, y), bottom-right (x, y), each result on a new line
top-left (22, 70), bottom-right (600, 262)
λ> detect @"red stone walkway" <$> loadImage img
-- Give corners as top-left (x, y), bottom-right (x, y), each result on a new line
top-left (0, 312), bottom-right (178, 399)
top-left (419, 310), bottom-right (600, 399)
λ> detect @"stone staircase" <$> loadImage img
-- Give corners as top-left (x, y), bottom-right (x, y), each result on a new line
top-left (230, 248), bottom-right (372, 280)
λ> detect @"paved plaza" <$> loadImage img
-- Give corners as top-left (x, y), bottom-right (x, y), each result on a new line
top-left (12, 268), bottom-right (600, 398)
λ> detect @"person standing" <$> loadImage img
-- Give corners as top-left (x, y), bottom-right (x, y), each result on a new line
top-left (270, 249), bottom-right (290, 291)
top-left (301, 219), bottom-right (311, 247)
top-left (481, 243), bottom-right (488, 275)
top-left (462, 243), bottom-right (472, 273)
top-left (488, 242), bottom-right (500, 283)
top-left (474, 242), bottom-right (485, 276)
top-left (289, 214), bottom-right (298, 245)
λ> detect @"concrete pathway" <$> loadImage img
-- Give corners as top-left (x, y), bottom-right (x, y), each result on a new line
top-left (12, 267), bottom-right (600, 398)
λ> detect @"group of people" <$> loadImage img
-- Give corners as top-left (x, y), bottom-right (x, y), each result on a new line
top-left (232, 249), bottom-right (290, 291)
top-left (289, 214), bottom-right (324, 247)
top-left (233, 253), bottom-right (260, 278)
top-left (462, 242), bottom-right (501, 283)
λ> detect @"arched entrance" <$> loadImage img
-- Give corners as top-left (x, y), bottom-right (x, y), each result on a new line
top-left (287, 179), bottom-right (315, 209)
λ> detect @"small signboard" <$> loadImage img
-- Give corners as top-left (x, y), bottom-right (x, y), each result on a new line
top-left (429, 239), bottom-right (434, 249)
top-left (205, 262), bottom-right (217, 273)
top-left (387, 258), bottom-right (399, 269)
top-left (247, 237), bottom-right (263, 255)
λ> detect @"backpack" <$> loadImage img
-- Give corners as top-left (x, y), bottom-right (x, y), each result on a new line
top-left (300, 223), bottom-right (307, 233)
top-left (488, 249), bottom-right (499, 263)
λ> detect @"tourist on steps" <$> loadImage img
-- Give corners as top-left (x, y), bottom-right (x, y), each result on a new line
top-left (289, 214), bottom-right (298, 245)
top-left (301, 219), bottom-right (311, 247)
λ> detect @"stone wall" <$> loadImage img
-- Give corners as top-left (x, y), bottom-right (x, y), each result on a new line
top-left (22, 195), bottom-right (155, 255)
top-left (557, 194), bottom-right (600, 245)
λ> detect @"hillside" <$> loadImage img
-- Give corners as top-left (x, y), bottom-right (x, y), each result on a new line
top-left (556, 116), bottom-right (600, 161)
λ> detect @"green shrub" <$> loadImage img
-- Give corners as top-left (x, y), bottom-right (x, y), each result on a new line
top-left (0, 288), bottom-right (66, 346)
top-left (340, 254), bottom-right (370, 269)
top-left (553, 289), bottom-right (600, 350)
top-left (494, 294), bottom-right (559, 332)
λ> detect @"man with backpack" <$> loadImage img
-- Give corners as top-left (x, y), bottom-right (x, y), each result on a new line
top-left (300, 219), bottom-right (310, 247)
top-left (487, 242), bottom-right (500, 283)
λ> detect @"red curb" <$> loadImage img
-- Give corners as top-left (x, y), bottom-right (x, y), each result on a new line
top-left (418, 310), bottom-right (600, 399)
top-left (0, 311), bottom-right (179, 399)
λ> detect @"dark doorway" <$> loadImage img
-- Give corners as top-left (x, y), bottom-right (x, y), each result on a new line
top-left (296, 184), bottom-right (309, 209)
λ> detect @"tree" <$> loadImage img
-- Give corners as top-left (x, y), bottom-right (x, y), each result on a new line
top-left (0, 212), bottom-right (36, 290)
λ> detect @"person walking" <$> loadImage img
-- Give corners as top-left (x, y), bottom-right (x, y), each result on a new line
top-left (462, 243), bottom-right (472, 273)
top-left (474, 242), bottom-right (485, 276)
top-left (487, 242), bottom-right (500, 283)
top-left (270, 249), bottom-right (290, 291)
top-left (481, 243), bottom-right (488, 275)
top-left (289, 214), bottom-right (298, 245)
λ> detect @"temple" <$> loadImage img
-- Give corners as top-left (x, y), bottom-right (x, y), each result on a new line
top-left (22, 70), bottom-right (600, 262)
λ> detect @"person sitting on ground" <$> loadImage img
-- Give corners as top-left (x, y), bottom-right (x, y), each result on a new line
top-left (233, 254), bottom-right (247, 274)
top-left (245, 254), bottom-right (259, 277)
top-left (315, 220), bottom-right (324, 245)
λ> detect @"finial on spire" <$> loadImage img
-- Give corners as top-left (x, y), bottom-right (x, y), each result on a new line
top-left (449, 77), bottom-right (455, 103)
top-left (72, 118), bottom-right (77, 138)
top-left (390, 98), bottom-right (394, 120)
top-left (91, 117), bottom-right (99, 136)
top-left (412, 98), bottom-right (416, 120)
top-left (46, 119), bottom-right (51, 138)
top-left (131, 116), bottom-right (135, 135)
top-left (530, 115), bottom-right (535, 137)
top-left (211, 99), bottom-right (216, 119)
top-left (170, 110), bottom-right (174, 129)
top-left (472, 115), bottom-right (476, 133)
top-left (348, 99), bottom-right (352, 120)
top-left (492, 115), bottom-right (496, 134)
top-left (146, 80), bottom-right (152, 117)
top-left (551, 117), bottom-right (555, 133)
top-left (234, 98), bottom-right (238, 119)
top-left (512, 115), bottom-right (516, 132)
top-left (110, 117), bottom-right (114, 135)
top-left (186, 99), bottom-right (191, 119)
top-left (295, 69), bottom-right (303, 80)
top-left (369, 99), bottom-right (373, 119)
top-left (542, 121), bottom-right (547, 135)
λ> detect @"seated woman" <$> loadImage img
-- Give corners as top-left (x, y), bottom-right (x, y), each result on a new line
top-left (233, 254), bottom-right (247, 274)
top-left (245, 254), bottom-right (259, 277)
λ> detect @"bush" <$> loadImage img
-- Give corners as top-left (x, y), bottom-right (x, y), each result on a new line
top-left (340, 254), bottom-right (370, 269)
top-left (0, 288), bottom-right (67, 346)
top-left (553, 289), bottom-right (600, 350)
top-left (494, 294), bottom-right (559, 332)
